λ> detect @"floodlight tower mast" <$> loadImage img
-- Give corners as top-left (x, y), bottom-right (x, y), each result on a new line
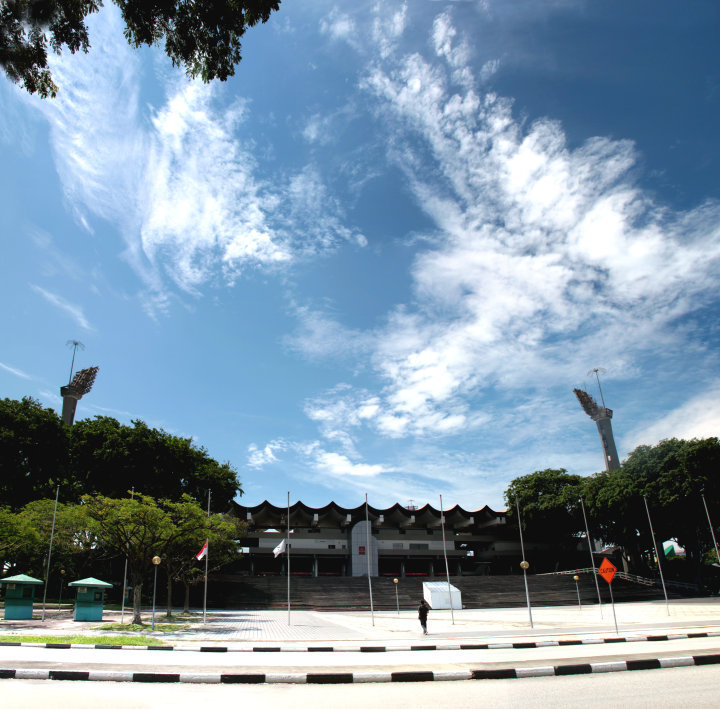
top-left (60, 344), bottom-right (99, 425)
top-left (574, 369), bottom-right (619, 471)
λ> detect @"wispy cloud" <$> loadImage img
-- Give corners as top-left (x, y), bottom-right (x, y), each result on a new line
top-left (282, 5), bottom-right (720, 496)
top-left (623, 383), bottom-right (720, 450)
top-left (28, 6), bottom-right (360, 312)
top-left (31, 284), bottom-right (94, 331)
top-left (0, 361), bottom-right (32, 380)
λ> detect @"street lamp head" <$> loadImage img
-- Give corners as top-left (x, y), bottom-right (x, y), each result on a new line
top-left (573, 575), bottom-right (579, 581)
top-left (520, 560), bottom-right (529, 570)
top-left (393, 578), bottom-right (398, 584)
top-left (152, 556), bottom-right (161, 565)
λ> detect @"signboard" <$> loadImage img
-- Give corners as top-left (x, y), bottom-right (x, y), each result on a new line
top-left (598, 557), bottom-right (617, 584)
top-left (359, 546), bottom-right (365, 555)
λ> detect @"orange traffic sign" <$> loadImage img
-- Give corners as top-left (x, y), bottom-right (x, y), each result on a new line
top-left (598, 557), bottom-right (617, 584)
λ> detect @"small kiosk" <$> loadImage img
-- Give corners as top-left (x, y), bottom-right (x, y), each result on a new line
top-left (0, 574), bottom-right (44, 620)
top-left (422, 581), bottom-right (462, 609)
top-left (68, 577), bottom-right (113, 621)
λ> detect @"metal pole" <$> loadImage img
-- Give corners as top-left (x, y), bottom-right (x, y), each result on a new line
top-left (701, 493), bottom-right (720, 566)
top-left (439, 495), bottom-right (455, 624)
top-left (202, 490), bottom-right (210, 624)
top-left (580, 497), bottom-right (603, 617)
top-left (394, 579), bottom-right (399, 615)
top-left (644, 496), bottom-right (670, 616)
top-left (515, 499), bottom-right (533, 628)
top-left (287, 491), bottom-right (291, 625)
top-left (41, 485), bottom-right (60, 622)
top-left (608, 580), bottom-right (619, 634)
top-left (152, 563), bottom-right (158, 630)
top-left (366, 493), bottom-right (375, 626)
top-left (573, 575), bottom-right (582, 610)
top-left (120, 487), bottom-right (134, 624)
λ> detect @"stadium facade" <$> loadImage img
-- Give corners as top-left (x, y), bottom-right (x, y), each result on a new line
top-left (232, 501), bottom-right (523, 577)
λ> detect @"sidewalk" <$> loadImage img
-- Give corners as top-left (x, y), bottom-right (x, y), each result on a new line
top-left (2, 597), bottom-right (720, 646)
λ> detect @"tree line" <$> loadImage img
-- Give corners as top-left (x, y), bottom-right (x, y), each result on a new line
top-left (0, 397), bottom-right (245, 623)
top-left (504, 437), bottom-right (720, 585)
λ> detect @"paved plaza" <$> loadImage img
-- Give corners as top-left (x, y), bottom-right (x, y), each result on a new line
top-left (3, 597), bottom-right (720, 646)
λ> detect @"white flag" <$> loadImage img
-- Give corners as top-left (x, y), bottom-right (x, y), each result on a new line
top-left (273, 539), bottom-right (286, 558)
top-left (195, 541), bottom-right (208, 560)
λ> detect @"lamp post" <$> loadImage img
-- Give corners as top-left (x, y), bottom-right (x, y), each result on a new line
top-left (520, 560), bottom-right (533, 628)
top-left (58, 569), bottom-right (65, 608)
top-left (573, 575), bottom-right (582, 610)
top-left (393, 578), bottom-right (399, 615)
top-left (151, 556), bottom-right (161, 631)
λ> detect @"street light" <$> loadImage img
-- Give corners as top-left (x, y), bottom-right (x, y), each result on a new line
top-left (393, 578), bottom-right (399, 615)
top-left (573, 575), bottom-right (582, 610)
top-left (151, 556), bottom-right (161, 631)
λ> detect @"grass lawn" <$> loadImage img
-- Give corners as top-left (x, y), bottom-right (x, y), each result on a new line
top-left (0, 634), bottom-right (166, 646)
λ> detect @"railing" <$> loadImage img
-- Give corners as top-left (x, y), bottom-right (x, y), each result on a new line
top-left (546, 568), bottom-right (703, 592)
top-left (543, 568), bottom-right (655, 586)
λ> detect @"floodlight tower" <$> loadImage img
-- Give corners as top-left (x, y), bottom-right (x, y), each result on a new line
top-left (573, 369), bottom-right (619, 471)
top-left (60, 365), bottom-right (99, 426)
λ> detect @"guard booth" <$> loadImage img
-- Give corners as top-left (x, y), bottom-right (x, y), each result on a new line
top-left (68, 577), bottom-right (113, 621)
top-left (0, 574), bottom-right (44, 620)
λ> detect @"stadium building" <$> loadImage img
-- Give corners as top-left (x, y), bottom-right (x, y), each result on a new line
top-left (232, 500), bottom-right (521, 577)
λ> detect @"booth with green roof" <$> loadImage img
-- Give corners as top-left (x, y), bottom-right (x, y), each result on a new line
top-left (0, 574), bottom-right (44, 620)
top-left (68, 577), bottom-right (113, 621)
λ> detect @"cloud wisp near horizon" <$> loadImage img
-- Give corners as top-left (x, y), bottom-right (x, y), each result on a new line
top-left (3, 1), bottom-right (720, 508)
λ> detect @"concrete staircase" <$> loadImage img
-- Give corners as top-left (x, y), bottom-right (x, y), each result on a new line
top-left (206, 573), bottom-right (688, 610)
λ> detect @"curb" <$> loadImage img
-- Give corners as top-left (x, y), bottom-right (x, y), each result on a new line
top-left (1, 630), bottom-right (718, 653)
top-left (2, 654), bottom-right (720, 683)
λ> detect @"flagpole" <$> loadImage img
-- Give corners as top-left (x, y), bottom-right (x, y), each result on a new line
top-left (41, 485), bottom-right (60, 622)
top-left (203, 490), bottom-right (211, 624)
top-left (366, 493), bottom-right (375, 626)
top-left (120, 487), bottom-right (134, 624)
top-left (439, 495), bottom-right (455, 624)
top-left (644, 496), bottom-right (670, 616)
top-left (701, 493), bottom-right (720, 566)
top-left (580, 497), bottom-right (603, 617)
top-left (287, 491), bottom-right (291, 625)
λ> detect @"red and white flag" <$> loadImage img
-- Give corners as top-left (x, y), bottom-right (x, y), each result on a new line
top-left (273, 539), bottom-right (286, 558)
top-left (195, 541), bottom-right (208, 560)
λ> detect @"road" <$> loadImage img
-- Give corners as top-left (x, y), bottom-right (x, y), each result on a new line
top-left (4, 664), bottom-right (720, 708)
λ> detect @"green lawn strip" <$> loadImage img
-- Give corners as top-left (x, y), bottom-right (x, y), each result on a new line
top-left (0, 634), bottom-right (166, 646)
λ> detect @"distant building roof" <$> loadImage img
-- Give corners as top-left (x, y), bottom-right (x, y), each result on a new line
top-left (234, 500), bottom-right (506, 531)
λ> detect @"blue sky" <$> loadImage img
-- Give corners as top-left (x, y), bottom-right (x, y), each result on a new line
top-left (2, 0), bottom-right (720, 511)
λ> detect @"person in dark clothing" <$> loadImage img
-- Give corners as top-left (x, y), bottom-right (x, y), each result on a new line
top-left (418, 599), bottom-right (429, 635)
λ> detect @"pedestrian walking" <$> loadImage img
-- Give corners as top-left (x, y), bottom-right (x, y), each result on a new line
top-left (418, 599), bottom-right (429, 635)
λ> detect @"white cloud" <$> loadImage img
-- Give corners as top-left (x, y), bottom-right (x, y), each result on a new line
top-left (0, 361), bottom-right (32, 380)
top-left (28, 6), bottom-right (357, 312)
top-left (320, 9), bottom-right (356, 43)
top-left (247, 440), bottom-right (289, 468)
top-left (623, 385), bottom-right (720, 451)
top-left (301, 8), bottom-right (720, 453)
top-left (31, 285), bottom-right (94, 331)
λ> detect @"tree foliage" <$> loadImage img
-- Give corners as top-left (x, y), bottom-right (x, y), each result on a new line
top-left (0, 398), bottom-right (242, 510)
top-left (68, 416), bottom-right (241, 509)
top-left (0, 0), bottom-right (280, 98)
top-left (0, 397), bottom-right (68, 508)
top-left (82, 493), bottom-right (240, 624)
top-left (504, 438), bottom-right (720, 581)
